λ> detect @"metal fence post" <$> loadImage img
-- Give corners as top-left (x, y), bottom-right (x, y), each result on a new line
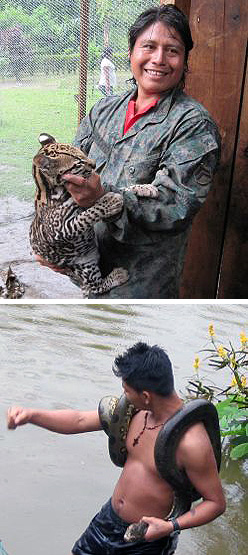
top-left (79, 0), bottom-right (89, 123)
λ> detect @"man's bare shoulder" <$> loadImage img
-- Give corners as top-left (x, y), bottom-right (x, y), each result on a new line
top-left (176, 422), bottom-right (215, 468)
top-left (180, 422), bottom-right (210, 446)
top-left (176, 422), bottom-right (225, 511)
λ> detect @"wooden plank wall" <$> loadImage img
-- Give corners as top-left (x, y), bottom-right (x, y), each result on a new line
top-left (217, 49), bottom-right (248, 298)
top-left (162, 0), bottom-right (248, 298)
top-left (161, 0), bottom-right (191, 18)
top-left (181, 0), bottom-right (248, 298)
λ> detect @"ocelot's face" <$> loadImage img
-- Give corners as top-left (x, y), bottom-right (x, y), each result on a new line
top-left (33, 143), bottom-right (96, 189)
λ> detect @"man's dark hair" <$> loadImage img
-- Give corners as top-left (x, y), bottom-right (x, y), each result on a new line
top-left (113, 342), bottom-right (174, 397)
top-left (128, 4), bottom-right (193, 88)
top-left (129, 4), bottom-right (193, 61)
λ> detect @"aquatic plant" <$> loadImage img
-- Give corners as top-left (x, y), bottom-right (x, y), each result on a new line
top-left (187, 325), bottom-right (248, 460)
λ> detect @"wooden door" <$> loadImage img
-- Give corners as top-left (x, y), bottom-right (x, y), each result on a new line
top-left (178, 0), bottom-right (248, 298)
top-left (217, 48), bottom-right (248, 298)
top-left (160, 0), bottom-right (191, 18)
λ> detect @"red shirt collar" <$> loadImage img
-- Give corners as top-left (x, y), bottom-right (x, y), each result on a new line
top-left (124, 97), bottom-right (159, 135)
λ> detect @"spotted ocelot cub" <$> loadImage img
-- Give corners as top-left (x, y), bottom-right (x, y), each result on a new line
top-left (30, 133), bottom-right (158, 297)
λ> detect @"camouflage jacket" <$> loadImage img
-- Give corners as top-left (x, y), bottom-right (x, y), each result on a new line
top-left (74, 87), bottom-right (221, 298)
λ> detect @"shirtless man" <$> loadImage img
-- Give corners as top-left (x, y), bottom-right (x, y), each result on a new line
top-left (7, 342), bottom-right (226, 554)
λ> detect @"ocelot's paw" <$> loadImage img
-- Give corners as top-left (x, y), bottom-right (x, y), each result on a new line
top-left (98, 192), bottom-right (123, 218)
top-left (127, 184), bottom-right (158, 198)
top-left (108, 267), bottom-right (128, 287)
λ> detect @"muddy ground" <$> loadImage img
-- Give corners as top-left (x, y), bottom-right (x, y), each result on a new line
top-left (0, 197), bottom-right (85, 299)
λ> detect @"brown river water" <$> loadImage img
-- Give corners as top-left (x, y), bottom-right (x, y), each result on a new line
top-left (1, 303), bottom-right (247, 555)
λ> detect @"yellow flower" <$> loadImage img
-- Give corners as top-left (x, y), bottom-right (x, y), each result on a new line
top-left (193, 356), bottom-right (200, 370)
top-left (217, 345), bottom-right (227, 358)
top-left (208, 324), bottom-right (215, 337)
top-left (240, 332), bottom-right (248, 347)
top-left (230, 375), bottom-right (246, 388)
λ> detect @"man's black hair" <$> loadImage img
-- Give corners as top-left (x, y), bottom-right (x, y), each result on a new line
top-left (113, 342), bottom-right (174, 397)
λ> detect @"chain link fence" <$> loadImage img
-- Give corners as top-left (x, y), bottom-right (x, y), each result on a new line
top-left (0, 0), bottom-right (158, 200)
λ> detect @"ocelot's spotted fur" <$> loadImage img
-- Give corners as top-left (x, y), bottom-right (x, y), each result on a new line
top-left (30, 133), bottom-right (158, 297)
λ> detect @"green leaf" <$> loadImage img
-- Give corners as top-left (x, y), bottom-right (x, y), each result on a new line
top-left (217, 396), bottom-right (236, 406)
top-left (219, 415), bottom-right (228, 428)
top-left (220, 426), bottom-right (246, 437)
top-left (216, 400), bottom-right (239, 418)
top-left (230, 442), bottom-right (248, 460)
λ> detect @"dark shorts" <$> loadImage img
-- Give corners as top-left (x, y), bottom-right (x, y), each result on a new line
top-left (72, 499), bottom-right (178, 555)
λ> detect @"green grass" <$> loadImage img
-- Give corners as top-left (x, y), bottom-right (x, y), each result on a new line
top-left (0, 70), bottom-right (131, 200)
top-left (0, 73), bottom-right (103, 200)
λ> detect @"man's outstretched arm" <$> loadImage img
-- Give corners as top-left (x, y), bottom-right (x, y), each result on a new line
top-left (7, 406), bottom-right (102, 434)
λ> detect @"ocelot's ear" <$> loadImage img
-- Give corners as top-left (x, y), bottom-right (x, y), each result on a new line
top-left (39, 133), bottom-right (56, 146)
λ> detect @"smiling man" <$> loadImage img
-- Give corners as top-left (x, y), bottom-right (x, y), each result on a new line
top-left (129, 21), bottom-right (186, 109)
top-left (35, 5), bottom-right (221, 299)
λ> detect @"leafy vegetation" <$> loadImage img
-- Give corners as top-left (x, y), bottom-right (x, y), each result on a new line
top-left (187, 325), bottom-right (248, 460)
top-left (0, 0), bottom-right (153, 80)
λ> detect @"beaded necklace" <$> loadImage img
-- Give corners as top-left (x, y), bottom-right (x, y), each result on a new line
top-left (132, 411), bottom-right (165, 447)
